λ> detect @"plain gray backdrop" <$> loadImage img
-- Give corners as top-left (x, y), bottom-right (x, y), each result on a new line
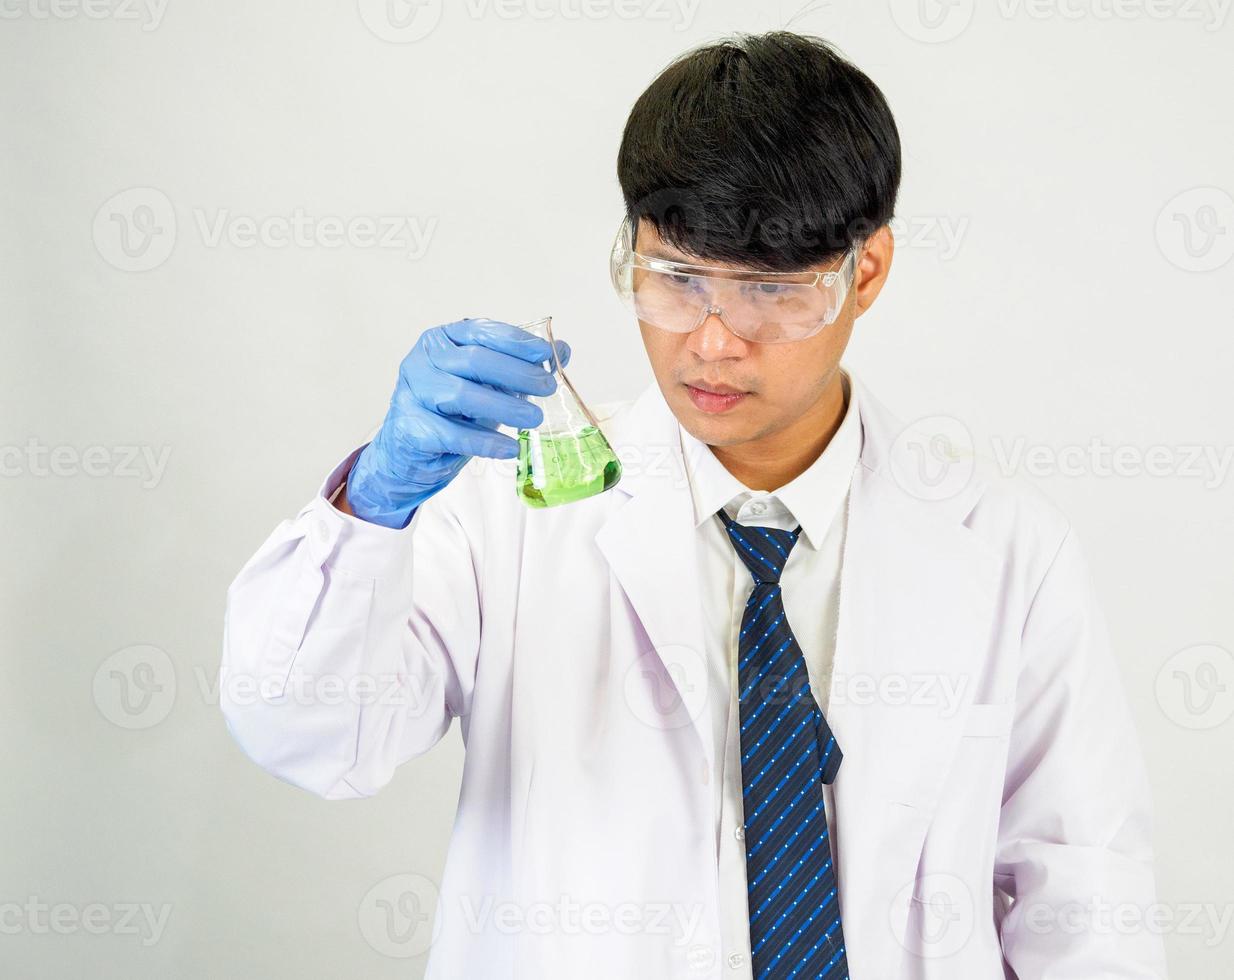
top-left (2, 1), bottom-right (1232, 977)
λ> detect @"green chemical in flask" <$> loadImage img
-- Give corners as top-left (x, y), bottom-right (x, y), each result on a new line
top-left (515, 316), bottom-right (622, 508)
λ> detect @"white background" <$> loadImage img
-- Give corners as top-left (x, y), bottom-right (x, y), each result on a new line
top-left (1, 0), bottom-right (1231, 977)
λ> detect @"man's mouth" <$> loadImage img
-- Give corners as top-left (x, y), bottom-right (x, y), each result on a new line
top-left (684, 381), bottom-right (749, 413)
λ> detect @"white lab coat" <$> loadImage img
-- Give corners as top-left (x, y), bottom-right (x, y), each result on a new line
top-left (220, 373), bottom-right (1167, 979)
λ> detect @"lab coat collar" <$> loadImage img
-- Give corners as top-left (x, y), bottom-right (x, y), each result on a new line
top-left (595, 369), bottom-right (1000, 978)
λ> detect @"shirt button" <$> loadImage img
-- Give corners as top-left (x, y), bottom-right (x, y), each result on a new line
top-left (748, 500), bottom-right (767, 516)
top-left (315, 520), bottom-right (330, 542)
top-left (734, 825), bottom-right (745, 841)
top-left (728, 952), bottom-right (747, 969)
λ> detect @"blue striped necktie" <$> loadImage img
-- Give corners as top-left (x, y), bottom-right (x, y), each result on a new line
top-left (717, 508), bottom-right (848, 980)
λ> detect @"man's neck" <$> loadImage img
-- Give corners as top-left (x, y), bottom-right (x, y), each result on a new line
top-left (709, 371), bottom-right (849, 492)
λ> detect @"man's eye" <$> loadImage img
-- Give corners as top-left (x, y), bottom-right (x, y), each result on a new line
top-left (667, 274), bottom-right (694, 287)
top-left (754, 283), bottom-right (785, 294)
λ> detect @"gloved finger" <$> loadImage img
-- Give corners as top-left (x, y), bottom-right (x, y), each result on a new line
top-left (387, 408), bottom-right (521, 462)
top-left (430, 414), bottom-right (522, 459)
top-left (423, 334), bottom-right (560, 398)
top-left (441, 318), bottom-right (565, 367)
top-left (419, 371), bottom-right (545, 430)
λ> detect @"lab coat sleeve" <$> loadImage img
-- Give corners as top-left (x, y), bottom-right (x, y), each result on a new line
top-left (220, 442), bottom-right (479, 800)
top-left (994, 525), bottom-right (1168, 977)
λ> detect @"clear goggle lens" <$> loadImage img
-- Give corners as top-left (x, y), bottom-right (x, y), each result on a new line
top-left (609, 218), bottom-right (857, 344)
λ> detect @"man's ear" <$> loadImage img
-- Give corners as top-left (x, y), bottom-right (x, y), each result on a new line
top-left (853, 224), bottom-right (895, 317)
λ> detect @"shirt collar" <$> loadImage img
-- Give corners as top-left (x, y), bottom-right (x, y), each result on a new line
top-left (677, 367), bottom-right (863, 551)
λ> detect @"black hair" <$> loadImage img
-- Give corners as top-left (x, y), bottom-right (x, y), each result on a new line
top-left (616, 31), bottom-right (901, 272)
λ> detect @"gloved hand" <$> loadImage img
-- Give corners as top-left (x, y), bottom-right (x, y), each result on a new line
top-left (344, 318), bottom-right (570, 528)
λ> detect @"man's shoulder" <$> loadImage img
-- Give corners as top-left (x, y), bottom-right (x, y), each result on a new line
top-left (854, 377), bottom-right (1073, 571)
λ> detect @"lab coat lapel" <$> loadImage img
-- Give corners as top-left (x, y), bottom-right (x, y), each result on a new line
top-left (829, 377), bottom-right (1001, 977)
top-left (594, 382), bottom-right (715, 781)
top-left (594, 376), bottom-right (1001, 977)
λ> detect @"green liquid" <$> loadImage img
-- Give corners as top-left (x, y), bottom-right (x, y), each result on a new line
top-left (516, 425), bottom-right (622, 508)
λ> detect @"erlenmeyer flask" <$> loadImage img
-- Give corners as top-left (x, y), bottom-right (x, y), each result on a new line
top-left (515, 316), bottom-right (622, 508)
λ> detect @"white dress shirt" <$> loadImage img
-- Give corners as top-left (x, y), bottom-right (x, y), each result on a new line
top-left (677, 368), bottom-right (863, 976)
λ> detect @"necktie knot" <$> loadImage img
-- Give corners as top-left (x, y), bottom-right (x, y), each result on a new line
top-left (716, 509), bottom-right (802, 585)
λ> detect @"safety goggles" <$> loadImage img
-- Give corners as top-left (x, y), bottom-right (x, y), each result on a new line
top-left (609, 216), bottom-right (859, 344)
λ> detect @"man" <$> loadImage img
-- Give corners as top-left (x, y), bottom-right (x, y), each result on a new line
top-left (221, 32), bottom-right (1166, 979)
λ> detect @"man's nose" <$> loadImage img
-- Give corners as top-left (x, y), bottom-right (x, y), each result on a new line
top-left (686, 309), bottom-right (748, 360)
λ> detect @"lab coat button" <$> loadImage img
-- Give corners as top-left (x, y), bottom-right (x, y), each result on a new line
top-left (728, 952), bottom-right (747, 969)
top-left (315, 520), bottom-right (330, 542)
top-left (734, 825), bottom-right (745, 841)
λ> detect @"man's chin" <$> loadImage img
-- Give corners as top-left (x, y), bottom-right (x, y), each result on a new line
top-left (673, 401), bottom-right (759, 449)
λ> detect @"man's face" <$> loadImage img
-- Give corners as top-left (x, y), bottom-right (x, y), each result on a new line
top-left (633, 219), bottom-right (859, 449)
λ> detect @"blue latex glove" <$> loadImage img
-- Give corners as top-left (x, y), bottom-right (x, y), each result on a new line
top-left (345, 318), bottom-right (570, 528)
